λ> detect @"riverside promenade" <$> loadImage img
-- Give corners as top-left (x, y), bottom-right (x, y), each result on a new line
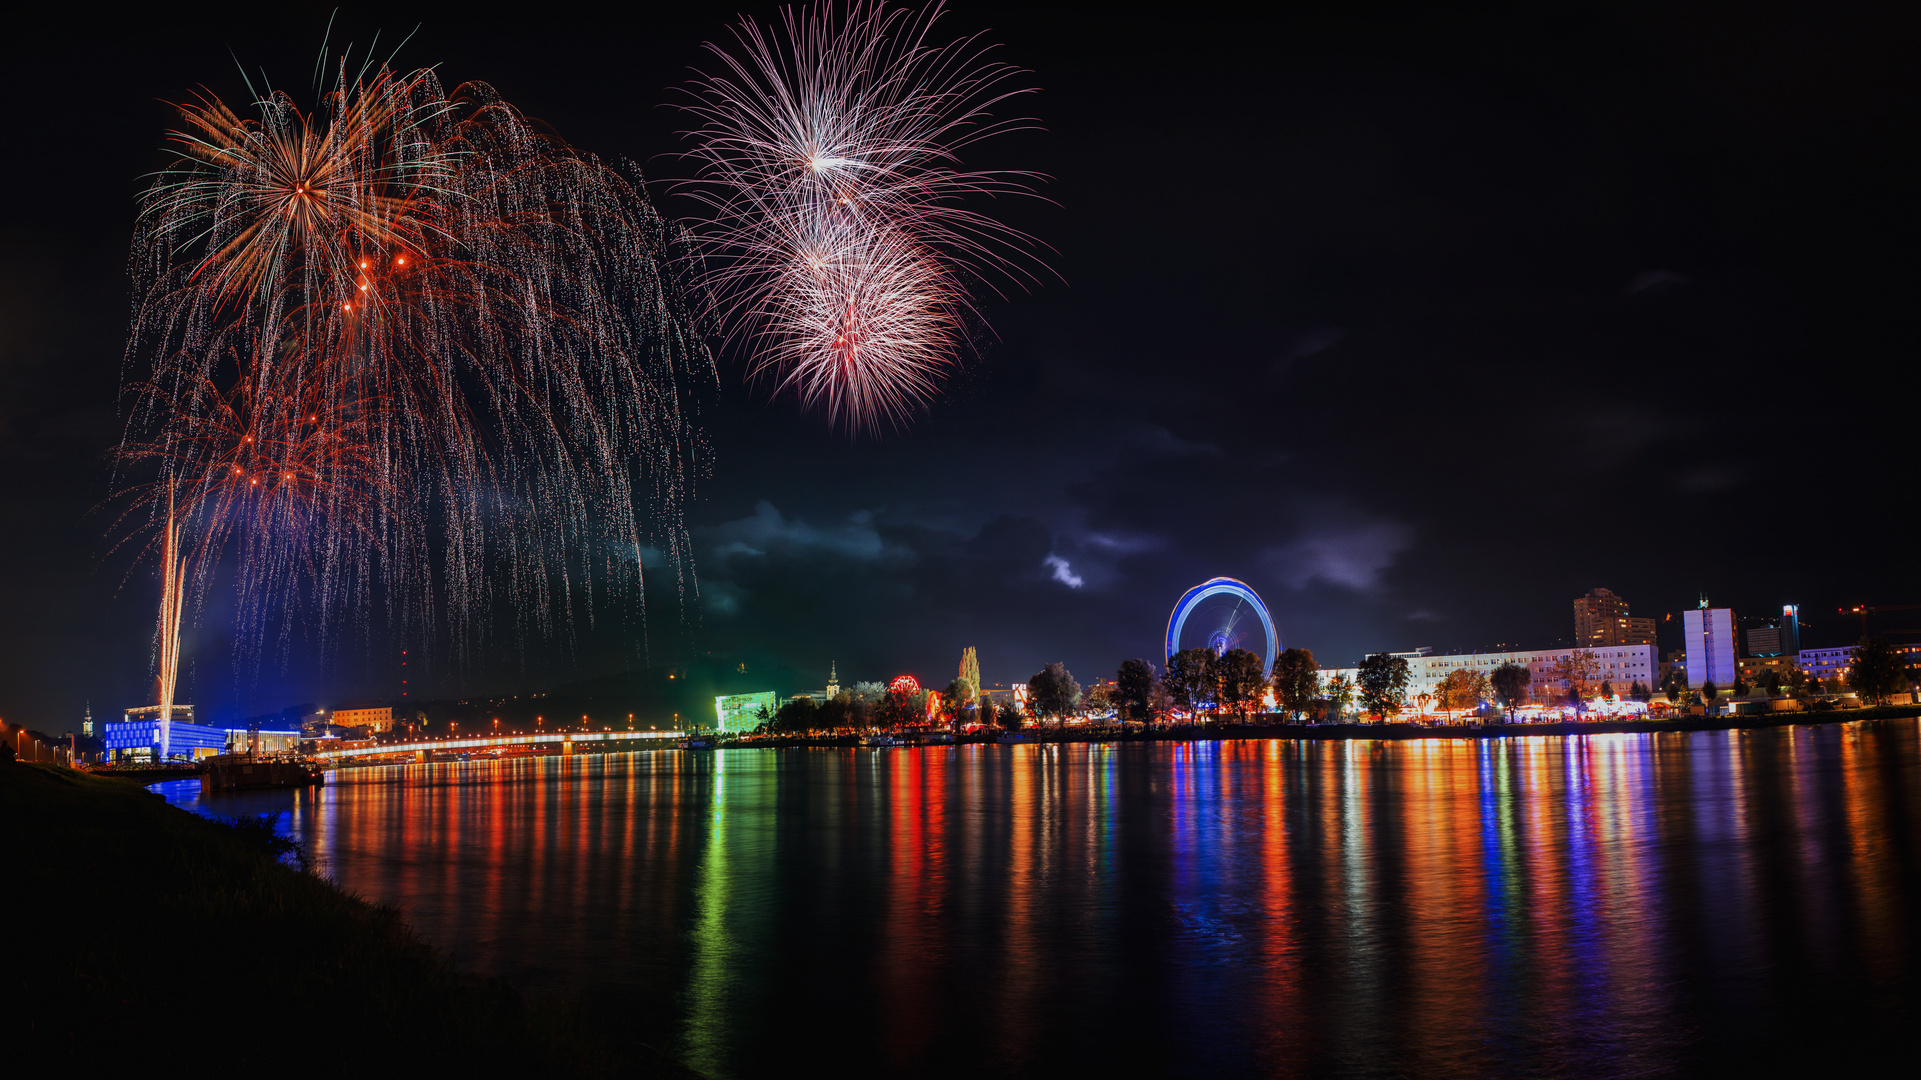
top-left (735, 703), bottom-right (1921, 750)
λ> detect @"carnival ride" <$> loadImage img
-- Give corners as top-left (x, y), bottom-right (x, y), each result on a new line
top-left (1165, 577), bottom-right (1279, 676)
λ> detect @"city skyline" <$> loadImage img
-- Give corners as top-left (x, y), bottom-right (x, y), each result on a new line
top-left (81, 582), bottom-right (1882, 732)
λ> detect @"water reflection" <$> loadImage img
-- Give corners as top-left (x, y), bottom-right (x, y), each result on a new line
top-left (157, 721), bottom-right (1921, 1078)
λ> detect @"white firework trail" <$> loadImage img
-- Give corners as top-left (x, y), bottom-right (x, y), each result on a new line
top-left (678, 0), bottom-right (1048, 434)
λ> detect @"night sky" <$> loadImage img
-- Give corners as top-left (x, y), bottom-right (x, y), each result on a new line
top-left (2, 2), bottom-right (1914, 728)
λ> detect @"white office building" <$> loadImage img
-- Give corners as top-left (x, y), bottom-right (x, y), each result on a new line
top-left (1323, 643), bottom-right (1659, 711)
top-left (1682, 607), bottom-right (1737, 689)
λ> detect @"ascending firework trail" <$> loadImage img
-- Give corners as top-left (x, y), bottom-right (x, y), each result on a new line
top-left (676, 0), bottom-right (1051, 435)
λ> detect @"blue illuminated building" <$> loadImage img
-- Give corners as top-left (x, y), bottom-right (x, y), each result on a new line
top-left (103, 719), bottom-right (228, 761)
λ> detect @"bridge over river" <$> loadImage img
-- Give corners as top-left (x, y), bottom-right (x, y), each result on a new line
top-left (312, 729), bottom-right (688, 763)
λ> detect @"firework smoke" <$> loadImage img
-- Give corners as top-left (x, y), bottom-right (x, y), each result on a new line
top-left (679, 0), bottom-right (1046, 433)
top-left (117, 55), bottom-right (714, 690)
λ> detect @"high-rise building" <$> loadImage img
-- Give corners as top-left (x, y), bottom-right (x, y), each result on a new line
top-left (1739, 605), bottom-right (1802, 658)
top-left (1745, 626), bottom-right (1783, 656)
top-left (1574, 588), bottom-right (1658, 648)
top-left (1682, 605), bottom-right (1738, 689)
top-left (1615, 616), bottom-right (1658, 646)
top-left (1574, 587), bottom-right (1627, 641)
top-left (1740, 611), bottom-right (1775, 655)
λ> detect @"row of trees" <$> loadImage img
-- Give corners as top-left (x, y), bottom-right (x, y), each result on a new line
top-left (1070, 649), bottom-right (1534, 725)
top-left (1095, 648), bottom-right (1337, 724)
top-left (1101, 649), bottom-right (1274, 724)
top-left (760, 635), bottom-right (1916, 736)
top-left (1034, 651), bottom-right (1308, 727)
top-left (1111, 648), bottom-right (1644, 723)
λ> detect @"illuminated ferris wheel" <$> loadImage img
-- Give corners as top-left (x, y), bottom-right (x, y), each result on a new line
top-left (1165, 577), bottom-right (1279, 676)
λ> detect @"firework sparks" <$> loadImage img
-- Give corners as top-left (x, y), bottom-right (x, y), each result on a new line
top-left (118, 54), bottom-right (714, 694)
top-left (679, 0), bottom-right (1046, 433)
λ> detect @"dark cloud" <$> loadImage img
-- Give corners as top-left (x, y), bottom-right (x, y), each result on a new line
top-left (1288, 326), bottom-right (1348, 359)
top-left (1627, 269), bottom-right (1691, 293)
top-left (1264, 516), bottom-right (1416, 593)
top-left (1673, 465), bottom-right (1745, 493)
top-left (701, 502), bottom-right (904, 566)
top-left (1576, 408), bottom-right (1670, 469)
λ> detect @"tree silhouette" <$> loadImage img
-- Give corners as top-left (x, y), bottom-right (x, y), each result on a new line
top-left (1217, 648), bottom-right (1268, 722)
top-left (1271, 648), bottom-right (1320, 722)
top-left (1849, 637), bottom-right (1908, 704)
top-left (1436, 668), bottom-right (1490, 720)
top-left (1115, 658), bottom-right (1159, 723)
top-left (1161, 648), bottom-right (1219, 721)
top-left (1322, 673), bottom-right (1356, 719)
top-left (1027, 662), bottom-right (1082, 727)
top-left (1357, 653), bottom-right (1410, 720)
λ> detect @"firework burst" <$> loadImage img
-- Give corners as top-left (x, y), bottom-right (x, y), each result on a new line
top-left (679, 0), bottom-right (1046, 433)
top-left (118, 53), bottom-right (714, 698)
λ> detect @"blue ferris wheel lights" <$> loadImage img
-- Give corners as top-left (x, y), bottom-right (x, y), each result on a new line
top-left (1165, 577), bottom-right (1279, 677)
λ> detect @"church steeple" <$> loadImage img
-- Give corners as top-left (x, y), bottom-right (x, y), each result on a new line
top-left (826, 661), bottom-right (840, 698)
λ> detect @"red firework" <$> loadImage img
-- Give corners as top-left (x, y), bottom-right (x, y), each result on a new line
top-left (119, 52), bottom-right (713, 677)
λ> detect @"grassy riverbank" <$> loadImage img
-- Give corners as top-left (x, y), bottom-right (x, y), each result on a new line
top-left (1, 763), bottom-right (693, 1077)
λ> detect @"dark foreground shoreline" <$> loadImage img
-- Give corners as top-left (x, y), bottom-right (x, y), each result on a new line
top-left (738, 704), bottom-right (1921, 749)
top-left (1, 763), bottom-right (693, 1078)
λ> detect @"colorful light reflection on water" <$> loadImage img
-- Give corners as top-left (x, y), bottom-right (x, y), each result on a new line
top-left (159, 721), bottom-right (1921, 1077)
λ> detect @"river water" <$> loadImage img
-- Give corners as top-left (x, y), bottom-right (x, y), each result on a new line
top-left (160, 720), bottom-right (1921, 1078)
